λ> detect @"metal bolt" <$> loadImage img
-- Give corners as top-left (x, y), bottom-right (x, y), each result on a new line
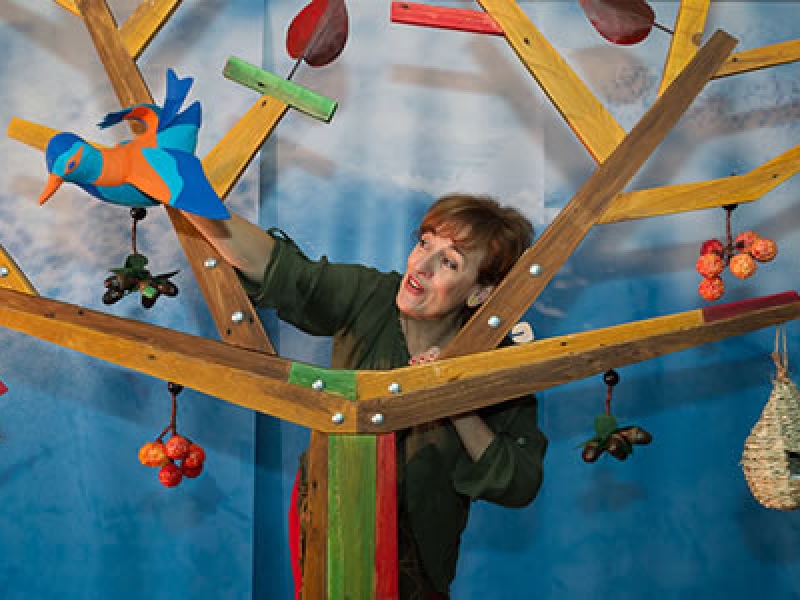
top-left (388, 382), bottom-right (402, 394)
top-left (488, 315), bottom-right (502, 328)
top-left (204, 258), bottom-right (217, 269)
top-left (528, 263), bottom-right (542, 277)
top-left (331, 412), bottom-right (345, 425)
top-left (0, 266), bottom-right (8, 278)
top-left (312, 379), bottom-right (325, 391)
top-left (371, 413), bottom-right (385, 425)
top-left (231, 311), bottom-right (245, 323)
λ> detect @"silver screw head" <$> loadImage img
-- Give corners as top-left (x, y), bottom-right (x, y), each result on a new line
top-left (312, 379), bottom-right (325, 391)
top-left (371, 413), bottom-right (385, 425)
top-left (0, 266), bottom-right (8, 278)
top-left (331, 412), bottom-right (345, 425)
top-left (488, 315), bottom-right (502, 328)
top-left (529, 263), bottom-right (542, 276)
top-left (388, 382), bottom-right (401, 394)
top-left (204, 258), bottom-right (217, 269)
top-left (231, 311), bottom-right (245, 323)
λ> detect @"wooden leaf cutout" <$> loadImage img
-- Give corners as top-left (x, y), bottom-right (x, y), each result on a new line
top-left (286, 0), bottom-right (349, 68)
top-left (579, 0), bottom-right (655, 46)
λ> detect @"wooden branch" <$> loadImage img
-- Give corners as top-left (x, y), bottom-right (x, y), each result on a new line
top-left (0, 288), bottom-right (356, 431)
top-left (440, 30), bottom-right (737, 359)
top-left (476, 0), bottom-right (625, 163)
top-left (600, 140), bottom-right (800, 223)
top-left (658, 0), bottom-right (710, 96)
top-left (715, 39), bottom-right (800, 79)
top-left (56, 0), bottom-right (182, 60)
top-left (0, 245), bottom-right (37, 295)
top-left (356, 292), bottom-right (800, 431)
top-left (74, 0), bottom-right (273, 352)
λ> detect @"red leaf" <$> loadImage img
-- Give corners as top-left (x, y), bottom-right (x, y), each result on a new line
top-left (579, 0), bottom-right (655, 46)
top-left (286, 0), bottom-right (349, 68)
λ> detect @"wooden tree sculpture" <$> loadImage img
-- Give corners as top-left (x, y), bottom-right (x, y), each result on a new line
top-left (4, 1), bottom-right (800, 598)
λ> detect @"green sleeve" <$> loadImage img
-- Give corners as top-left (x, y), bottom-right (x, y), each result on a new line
top-left (451, 395), bottom-right (547, 508)
top-left (241, 229), bottom-right (392, 337)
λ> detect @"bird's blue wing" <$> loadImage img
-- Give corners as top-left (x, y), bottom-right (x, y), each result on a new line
top-left (156, 101), bottom-right (201, 153)
top-left (141, 148), bottom-right (230, 219)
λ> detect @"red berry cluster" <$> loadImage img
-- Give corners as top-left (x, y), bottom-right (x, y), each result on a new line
top-left (139, 435), bottom-right (206, 487)
top-left (696, 230), bottom-right (778, 301)
top-left (137, 382), bottom-right (206, 488)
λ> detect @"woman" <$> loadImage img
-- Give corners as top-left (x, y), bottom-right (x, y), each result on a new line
top-left (186, 193), bottom-right (547, 599)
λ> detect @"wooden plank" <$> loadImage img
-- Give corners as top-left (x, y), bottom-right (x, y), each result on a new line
top-left (476, 0), bottom-right (625, 163)
top-left (658, 0), bottom-right (710, 96)
top-left (302, 431), bottom-right (330, 600)
top-left (601, 140), bottom-right (800, 223)
top-left (223, 57), bottom-right (337, 123)
top-left (328, 435), bottom-right (376, 600)
top-left (391, 2), bottom-right (504, 36)
top-left (75, 0), bottom-right (274, 352)
top-left (0, 288), bottom-right (356, 431)
top-left (356, 292), bottom-right (800, 431)
top-left (121, 0), bottom-right (183, 60)
top-left (715, 39), bottom-right (800, 79)
top-left (0, 246), bottom-right (37, 296)
top-left (439, 30), bottom-right (737, 360)
top-left (374, 433), bottom-right (398, 600)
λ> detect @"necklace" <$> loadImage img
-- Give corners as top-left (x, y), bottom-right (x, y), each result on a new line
top-left (400, 313), bottom-right (442, 365)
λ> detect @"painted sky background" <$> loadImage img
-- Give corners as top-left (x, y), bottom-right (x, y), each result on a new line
top-left (2, 2), bottom-right (800, 599)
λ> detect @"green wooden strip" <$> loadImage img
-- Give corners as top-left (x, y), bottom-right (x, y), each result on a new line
top-left (328, 435), bottom-right (376, 600)
top-left (223, 56), bottom-right (338, 123)
top-left (288, 362), bottom-right (357, 400)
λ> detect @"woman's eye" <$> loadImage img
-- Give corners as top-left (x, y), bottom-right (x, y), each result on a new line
top-left (443, 257), bottom-right (458, 270)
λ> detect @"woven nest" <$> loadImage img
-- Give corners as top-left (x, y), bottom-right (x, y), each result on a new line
top-left (742, 376), bottom-right (800, 510)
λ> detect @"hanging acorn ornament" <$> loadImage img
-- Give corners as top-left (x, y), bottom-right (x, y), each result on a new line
top-left (581, 369), bottom-right (653, 463)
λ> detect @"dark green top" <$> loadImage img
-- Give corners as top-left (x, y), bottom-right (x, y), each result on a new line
top-left (243, 230), bottom-right (547, 595)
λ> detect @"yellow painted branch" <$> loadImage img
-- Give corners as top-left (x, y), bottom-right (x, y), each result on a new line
top-left (357, 293), bottom-right (800, 431)
top-left (121, 0), bottom-right (183, 60)
top-left (204, 98), bottom-right (290, 200)
top-left (476, 0), bottom-right (625, 163)
top-left (601, 141), bottom-right (800, 223)
top-left (658, 0), bottom-right (710, 96)
top-left (0, 246), bottom-right (37, 296)
top-left (55, 0), bottom-right (80, 16)
top-left (7, 118), bottom-right (61, 152)
top-left (0, 288), bottom-right (354, 432)
top-left (715, 39), bottom-right (800, 79)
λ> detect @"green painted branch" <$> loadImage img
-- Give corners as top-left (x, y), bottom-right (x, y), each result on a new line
top-left (224, 56), bottom-right (338, 123)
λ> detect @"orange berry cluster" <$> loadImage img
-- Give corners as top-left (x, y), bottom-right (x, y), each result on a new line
top-left (696, 230), bottom-right (777, 301)
top-left (139, 435), bottom-right (206, 487)
top-left (137, 383), bottom-right (206, 488)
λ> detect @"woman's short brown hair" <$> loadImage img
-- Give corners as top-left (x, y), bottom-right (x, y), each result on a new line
top-left (419, 193), bottom-right (534, 286)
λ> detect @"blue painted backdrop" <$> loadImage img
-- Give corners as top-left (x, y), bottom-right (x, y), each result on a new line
top-left (1, 2), bottom-right (800, 599)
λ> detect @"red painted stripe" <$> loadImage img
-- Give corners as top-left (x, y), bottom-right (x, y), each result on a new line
top-left (702, 290), bottom-right (800, 323)
top-left (375, 433), bottom-right (399, 599)
top-left (391, 2), bottom-right (505, 36)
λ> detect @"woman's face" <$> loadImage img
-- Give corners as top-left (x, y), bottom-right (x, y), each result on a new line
top-left (396, 229), bottom-right (491, 321)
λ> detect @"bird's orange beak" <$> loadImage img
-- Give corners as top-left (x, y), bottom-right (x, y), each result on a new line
top-left (38, 173), bottom-right (64, 206)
